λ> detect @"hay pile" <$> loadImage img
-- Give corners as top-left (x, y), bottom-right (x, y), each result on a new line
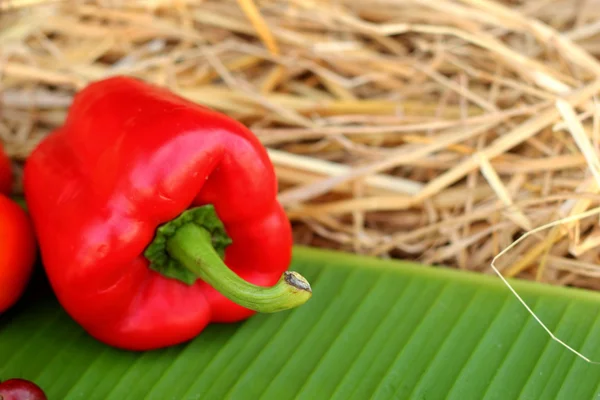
top-left (2, 0), bottom-right (600, 289)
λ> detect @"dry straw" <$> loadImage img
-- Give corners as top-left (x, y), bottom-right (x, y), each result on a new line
top-left (3, 1), bottom-right (600, 304)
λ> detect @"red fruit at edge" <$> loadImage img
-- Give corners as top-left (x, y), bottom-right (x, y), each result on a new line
top-left (0, 143), bottom-right (13, 196)
top-left (0, 379), bottom-right (47, 400)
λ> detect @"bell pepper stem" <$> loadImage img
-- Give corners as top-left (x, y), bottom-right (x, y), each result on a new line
top-left (166, 223), bottom-right (312, 313)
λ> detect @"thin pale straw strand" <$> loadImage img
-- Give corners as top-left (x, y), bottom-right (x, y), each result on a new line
top-left (236, 0), bottom-right (280, 55)
top-left (0, 0), bottom-right (59, 10)
top-left (268, 148), bottom-right (423, 195)
top-left (477, 153), bottom-right (532, 231)
top-left (235, 0), bottom-right (286, 94)
top-left (556, 99), bottom-right (600, 187)
top-left (490, 206), bottom-right (600, 365)
top-left (554, 99), bottom-right (600, 259)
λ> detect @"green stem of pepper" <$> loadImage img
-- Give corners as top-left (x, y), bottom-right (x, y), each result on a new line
top-left (166, 223), bottom-right (312, 313)
top-left (144, 205), bottom-right (312, 313)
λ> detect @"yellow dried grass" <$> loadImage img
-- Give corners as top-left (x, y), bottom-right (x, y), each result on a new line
top-left (2, 0), bottom-right (600, 292)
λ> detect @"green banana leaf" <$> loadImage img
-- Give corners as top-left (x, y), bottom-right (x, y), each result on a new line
top-left (2, 246), bottom-right (600, 399)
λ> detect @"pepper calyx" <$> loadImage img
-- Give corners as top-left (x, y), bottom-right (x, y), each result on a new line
top-left (144, 205), bottom-right (232, 285)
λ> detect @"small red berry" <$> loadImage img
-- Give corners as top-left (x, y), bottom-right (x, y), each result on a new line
top-left (0, 379), bottom-right (47, 400)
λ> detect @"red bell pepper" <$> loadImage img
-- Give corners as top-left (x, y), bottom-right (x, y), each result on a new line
top-left (24, 76), bottom-right (311, 351)
top-left (0, 143), bottom-right (12, 195)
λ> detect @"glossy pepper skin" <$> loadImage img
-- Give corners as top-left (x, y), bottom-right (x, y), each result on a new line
top-left (0, 145), bottom-right (37, 314)
top-left (24, 76), bottom-right (300, 350)
top-left (0, 142), bottom-right (13, 195)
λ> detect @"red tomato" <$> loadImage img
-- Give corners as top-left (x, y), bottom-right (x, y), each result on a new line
top-left (0, 194), bottom-right (36, 313)
top-left (0, 143), bottom-right (13, 195)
